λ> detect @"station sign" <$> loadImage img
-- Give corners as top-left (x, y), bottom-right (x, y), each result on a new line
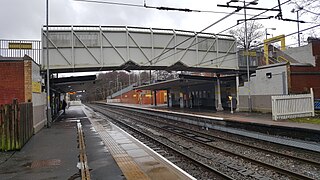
top-left (9, 42), bottom-right (32, 49)
top-left (32, 81), bottom-right (42, 93)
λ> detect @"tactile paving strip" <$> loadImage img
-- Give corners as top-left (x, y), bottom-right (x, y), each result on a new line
top-left (90, 120), bottom-right (149, 180)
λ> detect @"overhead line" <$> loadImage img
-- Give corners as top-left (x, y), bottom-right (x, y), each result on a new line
top-left (194, 23), bottom-right (320, 67)
top-left (74, 0), bottom-right (144, 8)
top-left (73, 0), bottom-right (271, 16)
top-left (144, 2), bottom-right (254, 66)
top-left (145, 1), bottom-right (292, 67)
top-left (219, 0), bottom-right (291, 34)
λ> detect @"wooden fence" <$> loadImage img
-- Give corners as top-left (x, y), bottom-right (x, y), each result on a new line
top-left (271, 88), bottom-right (315, 120)
top-left (0, 100), bottom-right (33, 151)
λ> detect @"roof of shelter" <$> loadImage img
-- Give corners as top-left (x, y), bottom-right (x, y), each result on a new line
top-left (135, 74), bottom-right (235, 91)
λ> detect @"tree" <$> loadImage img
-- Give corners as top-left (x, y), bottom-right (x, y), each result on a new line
top-left (228, 21), bottom-right (265, 49)
top-left (292, 0), bottom-right (320, 21)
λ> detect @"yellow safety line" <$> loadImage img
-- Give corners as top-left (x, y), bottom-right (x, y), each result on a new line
top-left (77, 122), bottom-right (91, 180)
top-left (91, 120), bottom-right (150, 180)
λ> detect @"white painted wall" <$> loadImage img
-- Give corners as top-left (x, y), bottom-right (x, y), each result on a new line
top-left (284, 44), bottom-right (315, 66)
top-left (239, 64), bottom-right (288, 96)
top-left (31, 61), bottom-right (46, 133)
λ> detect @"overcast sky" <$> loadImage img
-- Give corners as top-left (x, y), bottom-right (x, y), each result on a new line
top-left (0, 0), bottom-right (318, 46)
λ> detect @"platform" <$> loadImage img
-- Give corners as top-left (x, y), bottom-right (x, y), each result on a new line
top-left (107, 102), bottom-right (320, 131)
top-left (0, 105), bottom-right (194, 180)
top-left (103, 102), bottom-right (320, 152)
top-left (82, 105), bottom-right (195, 180)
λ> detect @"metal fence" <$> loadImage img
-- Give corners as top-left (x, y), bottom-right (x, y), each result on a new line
top-left (315, 99), bottom-right (320, 110)
top-left (271, 88), bottom-right (315, 120)
top-left (0, 39), bottom-right (41, 64)
top-left (0, 100), bottom-right (33, 151)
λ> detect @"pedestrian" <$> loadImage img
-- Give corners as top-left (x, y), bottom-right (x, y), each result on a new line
top-left (62, 99), bottom-right (67, 114)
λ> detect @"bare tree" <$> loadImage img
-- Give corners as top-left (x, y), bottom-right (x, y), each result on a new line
top-left (155, 70), bottom-right (175, 81)
top-left (292, 0), bottom-right (320, 21)
top-left (228, 21), bottom-right (264, 49)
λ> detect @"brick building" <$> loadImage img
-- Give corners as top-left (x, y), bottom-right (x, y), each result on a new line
top-left (289, 39), bottom-right (320, 98)
top-left (239, 39), bottom-right (320, 112)
top-left (0, 55), bottom-right (46, 133)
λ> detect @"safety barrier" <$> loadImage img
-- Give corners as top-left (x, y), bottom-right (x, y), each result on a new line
top-left (0, 100), bottom-right (33, 151)
top-left (315, 99), bottom-right (320, 110)
top-left (271, 88), bottom-right (315, 120)
top-left (0, 39), bottom-right (41, 64)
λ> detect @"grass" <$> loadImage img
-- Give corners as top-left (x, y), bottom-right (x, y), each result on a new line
top-left (288, 117), bottom-right (320, 125)
top-left (287, 111), bottom-right (320, 124)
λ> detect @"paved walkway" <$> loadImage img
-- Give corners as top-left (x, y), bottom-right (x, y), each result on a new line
top-left (0, 106), bottom-right (123, 180)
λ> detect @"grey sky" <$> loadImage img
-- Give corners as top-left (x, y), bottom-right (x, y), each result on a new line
top-left (0, 0), bottom-right (318, 46)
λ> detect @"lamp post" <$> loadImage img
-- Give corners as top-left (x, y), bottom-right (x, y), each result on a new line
top-left (243, 0), bottom-right (251, 112)
top-left (108, 81), bottom-right (113, 96)
top-left (228, 0), bottom-right (258, 112)
top-left (46, 0), bottom-right (51, 127)
top-left (116, 74), bottom-right (119, 90)
top-left (291, 7), bottom-right (303, 47)
top-left (265, 28), bottom-right (276, 39)
top-left (119, 82), bottom-right (123, 102)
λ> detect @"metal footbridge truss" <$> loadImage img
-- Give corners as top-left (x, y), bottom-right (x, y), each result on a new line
top-left (42, 25), bottom-right (238, 73)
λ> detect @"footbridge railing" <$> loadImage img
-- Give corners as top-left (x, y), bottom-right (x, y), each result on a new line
top-left (42, 25), bottom-right (237, 73)
top-left (0, 39), bottom-right (41, 64)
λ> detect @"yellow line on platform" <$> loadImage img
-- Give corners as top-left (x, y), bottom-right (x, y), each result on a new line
top-left (91, 120), bottom-right (150, 180)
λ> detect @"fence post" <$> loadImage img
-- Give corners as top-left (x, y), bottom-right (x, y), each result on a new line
top-left (5, 104), bottom-right (10, 150)
top-left (13, 99), bottom-right (19, 149)
top-left (271, 97), bottom-right (277, 121)
top-left (311, 88), bottom-right (315, 117)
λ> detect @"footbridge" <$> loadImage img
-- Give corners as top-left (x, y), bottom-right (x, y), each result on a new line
top-left (42, 25), bottom-right (238, 73)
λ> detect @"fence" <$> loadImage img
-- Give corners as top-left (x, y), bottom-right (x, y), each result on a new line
top-left (271, 88), bottom-right (315, 120)
top-left (0, 100), bottom-right (33, 151)
top-left (0, 39), bottom-right (41, 64)
top-left (315, 99), bottom-right (320, 110)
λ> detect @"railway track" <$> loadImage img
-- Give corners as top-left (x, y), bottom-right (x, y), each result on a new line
top-left (87, 104), bottom-right (234, 180)
top-left (88, 103), bottom-right (320, 179)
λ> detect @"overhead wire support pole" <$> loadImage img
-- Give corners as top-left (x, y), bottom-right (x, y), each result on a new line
top-left (46, 0), bottom-right (51, 128)
top-left (243, 1), bottom-right (252, 112)
top-left (154, 0), bottom-right (292, 67)
top-left (297, 11), bottom-right (301, 47)
top-left (218, 0), bottom-right (259, 112)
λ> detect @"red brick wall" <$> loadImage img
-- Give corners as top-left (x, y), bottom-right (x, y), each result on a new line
top-left (290, 41), bottom-right (320, 98)
top-left (290, 74), bottom-right (320, 98)
top-left (24, 61), bottom-right (32, 102)
top-left (0, 61), bottom-right (25, 105)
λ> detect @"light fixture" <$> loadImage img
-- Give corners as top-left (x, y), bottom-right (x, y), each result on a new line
top-left (250, 0), bottom-right (258, 5)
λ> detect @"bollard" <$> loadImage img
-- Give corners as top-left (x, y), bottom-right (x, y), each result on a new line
top-left (228, 96), bottom-right (233, 114)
